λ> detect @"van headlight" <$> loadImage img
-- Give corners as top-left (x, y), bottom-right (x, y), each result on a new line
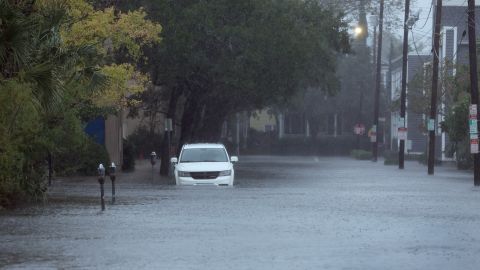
top-left (219, 170), bottom-right (231, 176)
top-left (178, 171), bottom-right (190, 177)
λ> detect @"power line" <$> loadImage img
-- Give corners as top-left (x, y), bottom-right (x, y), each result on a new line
top-left (417, 1), bottom-right (433, 30)
top-left (410, 29), bottom-right (424, 57)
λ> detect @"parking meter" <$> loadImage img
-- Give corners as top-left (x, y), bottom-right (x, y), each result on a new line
top-left (109, 162), bottom-right (116, 178)
top-left (98, 164), bottom-right (105, 184)
top-left (150, 151), bottom-right (156, 182)
top-left (109, 162), bottom-right (116, 204)
top-left (98, 163), bottom-right (106, 211)
top-left (150, 151), bottom-right (157, 165)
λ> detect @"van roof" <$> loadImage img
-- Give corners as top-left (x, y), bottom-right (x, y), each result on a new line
top-left (183, 143), bottom-right (225, 149)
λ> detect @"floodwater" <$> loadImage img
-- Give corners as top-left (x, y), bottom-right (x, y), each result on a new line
top-left (1, 156), bottom-right (480, 269)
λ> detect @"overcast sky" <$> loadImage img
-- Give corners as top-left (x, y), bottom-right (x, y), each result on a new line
top-left (409, 0), bottom-right (434, 53)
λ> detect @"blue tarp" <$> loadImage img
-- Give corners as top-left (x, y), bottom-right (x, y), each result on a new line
top-left (84, 117), bottom-right (105, 145)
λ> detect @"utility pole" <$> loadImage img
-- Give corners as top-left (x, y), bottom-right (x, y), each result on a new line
top-left (467, 0), bottom-right (480, 186)
top-left (399, 0), bottom-right (411, 169)
top-left (372, 21), bottom-right (377, 65)
top-left (428, 0), bottom-right (442, 175)
top-left (372, 0), bottom-right (384, 162)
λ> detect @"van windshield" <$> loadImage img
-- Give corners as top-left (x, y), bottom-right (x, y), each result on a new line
top-left (180, 148), bottom-right (228, 163)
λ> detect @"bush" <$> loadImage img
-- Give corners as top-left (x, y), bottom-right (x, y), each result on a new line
top-left (0, 82), bottom-right (47, 208)
top-left (81, 139), bottom-right (111, 175)
top-left (244, 128), bottom-right (277, 155)
top-left (122, 138), bottom-right (135, 171)
top-left (55, 137), bottom-right (111, 176)
top-left (270, 135), bottom-right (371, 156)
top-left (350, 149), bottom-right (373, 160)
top-left (127, 127), bottom-right (163, 159)
top-left (418, 152), bottom-right (443, 166)
top-left (271, 137), bottom-right (314, 155)
top-left (455, 138), bottom-right (473, 170)
top-left (383, 150), bottom-right (399, 165)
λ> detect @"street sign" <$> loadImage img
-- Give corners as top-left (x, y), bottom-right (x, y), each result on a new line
top-left (470, 105), bottom-right (479, 153)
top-left (471, 138), bottom-right (479, 154)
top-left (469, 119), bottom-right (478, 134)
top-left (354, 124), bottom-right (365, 135)
top-left (398, 127), bottom-right (407, 141)
top-left (165, 118), bottom-right (173, 131)
top-left (469, 104), bottom-right (477, 118)
top-left (369, 125), bottom-right (377, 142)
top-left (427, 119), bottom-right (435, 131)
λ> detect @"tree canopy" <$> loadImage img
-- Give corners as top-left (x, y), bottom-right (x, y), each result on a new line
top-left (0, 0), bottom-right (161, 206)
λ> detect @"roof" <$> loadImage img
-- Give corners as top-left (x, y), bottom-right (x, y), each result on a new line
top-left (183, 143), bottom-right (225, 149)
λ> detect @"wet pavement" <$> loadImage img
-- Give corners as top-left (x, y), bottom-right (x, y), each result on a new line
top-left (1, 156), bottom-right (480, 269)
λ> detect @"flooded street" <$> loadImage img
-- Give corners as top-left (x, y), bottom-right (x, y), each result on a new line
top-left (1, 156), bottom-right (480, 269)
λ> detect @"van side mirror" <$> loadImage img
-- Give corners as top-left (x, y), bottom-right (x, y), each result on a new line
top-left (170, 157), bottom-right (178, 163)
top-left (230, 156), bottom-right (238, 162)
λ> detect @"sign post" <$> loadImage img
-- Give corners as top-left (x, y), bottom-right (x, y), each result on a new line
top-left (165, 118), bottom-right (173, 176)
top-left (470, 105), bottom-right (478, 154)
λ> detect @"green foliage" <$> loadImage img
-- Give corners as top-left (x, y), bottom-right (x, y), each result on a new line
top-left (132, 0), bottom-right (349, 142)
top-left (76, 139), bottom-right (111, 176)
top-left (0, 81), bottom-right (47, 207)
top-left (54, 136), bottom-right (111, 176)
top-left (454, 138), bottom-right (473, 170)
top-left (122, 139), bottom-right (136, 172)
top-left (441, 65), bottom-right (472, 169)
top-left (0, 0), bottom-right (161, 207)
top-left (351, 149), bottom-right (373, 160)
top-left (383, 150), bottom-right (398, 165)
top-left (126, 127), bottom-right (163, 159)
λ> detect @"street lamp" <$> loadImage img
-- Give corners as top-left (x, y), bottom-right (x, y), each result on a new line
top-left (354, 26), bottom-right (364, 37)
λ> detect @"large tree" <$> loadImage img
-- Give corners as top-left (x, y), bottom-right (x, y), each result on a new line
top-left (123, 0), bottom-right (349, 174)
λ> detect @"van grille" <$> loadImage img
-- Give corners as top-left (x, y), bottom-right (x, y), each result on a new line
top-left (190, 171), bottom-right (219, 179)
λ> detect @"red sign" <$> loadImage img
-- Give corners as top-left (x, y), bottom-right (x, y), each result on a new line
top-left (471, 138), bottom-right (479, 154)
top-left (354, 124), bottom-right (365, 135)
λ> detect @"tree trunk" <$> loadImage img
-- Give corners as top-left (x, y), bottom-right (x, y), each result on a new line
top-left (193, 104), bottom-right (226, 142)
top-left (178, 97), bottom-right (200, 150)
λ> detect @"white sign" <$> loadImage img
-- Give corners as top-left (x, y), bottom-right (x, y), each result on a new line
top-left (368, 125), bottom-right (377, 141)
top-left (471, 134), bottom-right (479, 154)
top-left (398, 117), bottom-right (405, 127)
top-left (470, 104), bottom-right (477, 118)
top-left (354, 124), bottom-right (365, 135)
top-left (398, 127), bottom-right (407, 141)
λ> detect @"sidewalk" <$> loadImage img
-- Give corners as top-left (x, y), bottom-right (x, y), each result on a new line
top-left (47, 159), bottom-right (173, 200)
